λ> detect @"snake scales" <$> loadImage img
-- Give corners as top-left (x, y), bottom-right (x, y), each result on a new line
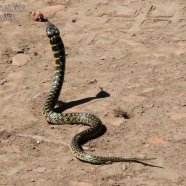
top-left (43, 21), bottom-right (155, 164)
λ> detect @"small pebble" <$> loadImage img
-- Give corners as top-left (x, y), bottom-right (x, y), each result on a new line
top-left (122, 164), bottom-right (128, 171)
top-left (72, 18), bottom-right (77, 22)
top-left (87, 79), bottom-right (97, 84)
top-left (12, 54), bottom-right (31, 67)
top-left (31, 11), bottom-right (44, 21)
top-left (37, 140), bottom-right (40, 144)
top-left (0, 79), bottom-right (7, 85)
top-left (34, 52), bottom-right (39, 56)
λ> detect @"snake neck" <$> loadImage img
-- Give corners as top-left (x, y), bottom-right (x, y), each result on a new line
top-left (43, 35), bottom-right (66, 117)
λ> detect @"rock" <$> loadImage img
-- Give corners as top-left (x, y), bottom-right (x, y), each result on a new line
top-left (31, 11), bottom-right (44, 21)
top-left (12, 54), bottom-right (31, 67)
top-left (113, 108), bottom-right (130, 119)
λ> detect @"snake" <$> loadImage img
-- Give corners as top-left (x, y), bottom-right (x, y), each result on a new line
top-left (42, 21), bottom-right (155, 164)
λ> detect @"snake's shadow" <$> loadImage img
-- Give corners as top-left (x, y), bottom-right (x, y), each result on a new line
top-left (54, 90), bottom-right (110, 142)
top-left (54, 90), bottom-right (110, 113)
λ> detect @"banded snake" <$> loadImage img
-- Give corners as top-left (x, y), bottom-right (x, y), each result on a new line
top-left (43, 21), bottom-right (155, 164)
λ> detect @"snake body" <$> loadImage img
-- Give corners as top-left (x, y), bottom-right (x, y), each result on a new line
top-left (43, 22), bottom-right (154, 164)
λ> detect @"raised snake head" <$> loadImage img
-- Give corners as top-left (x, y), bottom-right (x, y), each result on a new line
top-left (46, 22), bottom-right (60, 38)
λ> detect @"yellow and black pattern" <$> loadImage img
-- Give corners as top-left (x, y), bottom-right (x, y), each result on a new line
top-left (43, 21), bottom-right (155, 164)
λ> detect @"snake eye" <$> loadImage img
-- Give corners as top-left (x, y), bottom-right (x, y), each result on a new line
top-left (46, 22), bottom-right (60, 37)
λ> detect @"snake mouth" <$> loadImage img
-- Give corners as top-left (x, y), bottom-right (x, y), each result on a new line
top-left (46, 22), bottom-right (60, 37)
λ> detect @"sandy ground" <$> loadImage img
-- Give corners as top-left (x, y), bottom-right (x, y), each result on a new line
top-left (0, 0), bottom-right (186, 185)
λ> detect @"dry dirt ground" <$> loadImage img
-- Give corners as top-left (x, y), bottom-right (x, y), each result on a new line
top-left (0, 0), bottom-right (186, 185)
